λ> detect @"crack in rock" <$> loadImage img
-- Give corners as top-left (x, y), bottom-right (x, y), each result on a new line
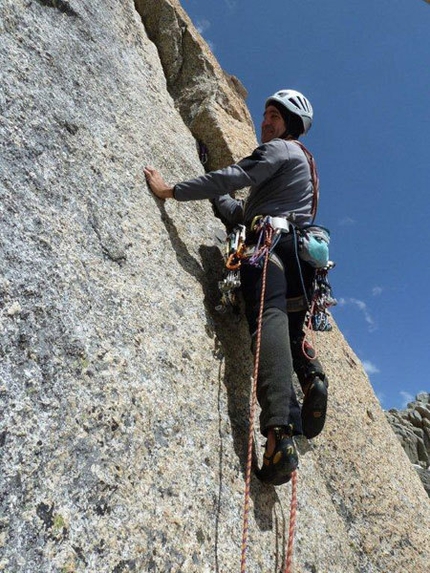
top-left (35, 0), bottom-right (79, 18)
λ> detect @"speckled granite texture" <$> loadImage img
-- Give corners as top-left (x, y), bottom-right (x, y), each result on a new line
top-left (1, 1), bottom-right (430, 572)
top-left (134, 0), bottom-right (257, 172)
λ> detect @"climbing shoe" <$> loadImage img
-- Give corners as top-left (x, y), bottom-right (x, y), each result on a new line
top-left (256, 427), bottom-right (298, 486)
top-left (291, 337), bottom-right (328, 439)
top-left (301, 374), bottom-right (328, 439)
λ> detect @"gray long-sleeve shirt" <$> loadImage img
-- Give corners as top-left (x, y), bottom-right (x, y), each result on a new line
top-left (174, 138), bottom-right (315, 227)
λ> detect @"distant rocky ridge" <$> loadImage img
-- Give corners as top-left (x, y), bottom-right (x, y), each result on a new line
top-left (386, 392), bottom-right (430, 496)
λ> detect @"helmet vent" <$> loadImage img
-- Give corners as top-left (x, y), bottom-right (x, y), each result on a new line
top-left (294, 96), bottom-right (308, 111)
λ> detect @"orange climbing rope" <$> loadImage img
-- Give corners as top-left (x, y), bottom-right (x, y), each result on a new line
top-left (240, 225), bottom-right (298, 573)
top-left (284, 469), bottom-right (298, 573)
top-left (302, 299), bottom-right (319, 360)
top-left (240, 229), bottom-right (271, 573)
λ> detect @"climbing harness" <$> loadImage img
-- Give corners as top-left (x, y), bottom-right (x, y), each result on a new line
top-left (216, 218), bottom-right (336, 370)
top-left (216, 216), bottom-right (293, 313)
top-left (240, 221), bottom-right (298, 573)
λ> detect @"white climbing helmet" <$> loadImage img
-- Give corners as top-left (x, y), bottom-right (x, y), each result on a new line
top-left (266, 89), bottom-right (314, 135)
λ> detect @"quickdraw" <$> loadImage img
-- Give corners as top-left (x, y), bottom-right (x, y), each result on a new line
top-left (225, 224), bottom-right (247, 270)
top-left (216, 225), bottom-right (246, 313)
top-left (300, 262), bottom-right (337, 361)
top-left (309, 261), bottom-right (337, 332)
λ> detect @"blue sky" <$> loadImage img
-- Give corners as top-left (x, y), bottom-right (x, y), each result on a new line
top-left (182, 0), bottom-right (430, 410)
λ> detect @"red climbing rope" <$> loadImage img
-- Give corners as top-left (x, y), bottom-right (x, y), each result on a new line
top-left (240, 230), bottom-right (271, 573)
top-left (293, 140), bottom-right (319, 224)
top-left (283, 469), bottom-right (298, 573)
top-left (302, 299), bottom-right (319, 361)
top-left (240, 225), bottom-right (299, 573)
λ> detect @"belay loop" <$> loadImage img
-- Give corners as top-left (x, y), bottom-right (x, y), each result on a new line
top-left (247, 216), bottom-right (280, 267)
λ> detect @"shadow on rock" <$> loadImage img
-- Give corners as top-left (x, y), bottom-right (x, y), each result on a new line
top-left (198, 245), bottom-right (282, 524)
top-left (155, 201), bottom-right (281, 555)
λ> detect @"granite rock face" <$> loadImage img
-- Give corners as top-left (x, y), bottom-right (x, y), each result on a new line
top-left (1, 1), bottom-right (430, 572)
top-left (134, 0), bottom-right (257, 171)
top-left (386, 393), bottom-right (430, 496)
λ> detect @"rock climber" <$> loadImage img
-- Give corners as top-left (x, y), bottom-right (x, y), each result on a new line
top-left (144, 89), bottom-right (328, 486)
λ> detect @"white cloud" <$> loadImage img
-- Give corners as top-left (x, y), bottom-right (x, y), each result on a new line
top-left (400, 391), bottom-right (414, 407)
top-left (372, 286), bottom-right (383, 296)
top-left (362, 360), bottom-right (380, 375)
top-left (194, 18), bottom-right (215, 52)
top-left (195, 18), bottom-right (211, 35)
top-left (224, 0), bottom-right (238, 8)
top-left (338, 297), bottom-right (377, 332)
top-left (339, 216), bottom-right (355, 226)
top-left (206, 39), bottom-right (215, 52)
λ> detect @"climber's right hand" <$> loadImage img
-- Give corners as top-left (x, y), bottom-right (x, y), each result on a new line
top-left (144, 167), bottom-right (174, 200)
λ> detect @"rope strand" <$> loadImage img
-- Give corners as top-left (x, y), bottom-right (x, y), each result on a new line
top-left (292, 140), bottom-right (319, 223)
top-left (240, 224), bottom-right (298, 573)
top-left (240, 230), bottom-right (272, 573)
top-left (283, 469), bottom-right (298, 573)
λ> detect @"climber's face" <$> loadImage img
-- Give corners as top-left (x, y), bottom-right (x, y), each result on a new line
top-left (261, 105), bottom-right (287, 143)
